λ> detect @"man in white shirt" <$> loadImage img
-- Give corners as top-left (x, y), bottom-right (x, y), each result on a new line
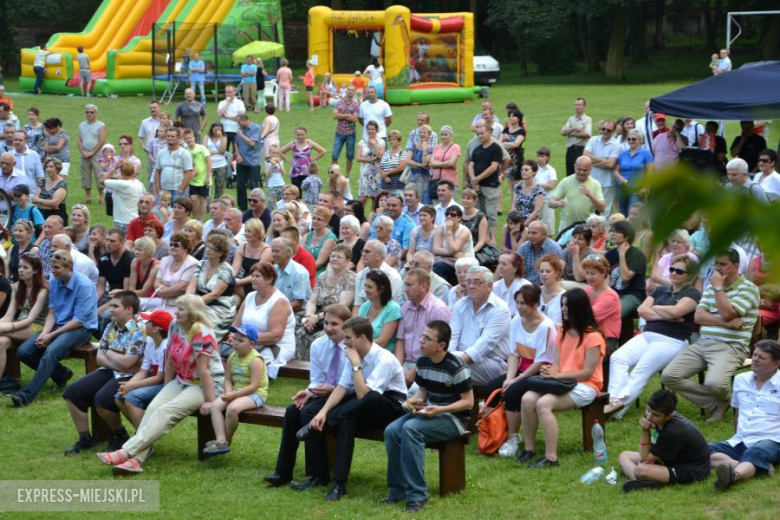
top-left (265, 304), bottom-right (352, 490)
top-left (710, 340), bottom-right (780, 491)
top-left (12, 131), bottom-right (44, 193)
top-left (560, 97), bottom-right (592, 176)
top-left (216, 85), bottom-right (246, 154)
top-left (634, 101), bottom-right (657, 153)
top-left (358, 86), bottom-right (393, 142)
top-left (584, 119), bottom-right (621, 216)
top-left (224, 208), bottom-right (246, 245)
top-left (51, 234), bottom-right (99, 283)
top-left (712, 48), bottom-right (732, 75)
top-left (137, 101), bottom-right (161, 186)
top-left (353, 240), bottom-right (402, 312)
top-left (449, 266), bottom-right (511, 385)
top-left (433, 180), bottom-right (462, 226)
top-left (203, 199), bottom-right (228, 239)
top-left (307, 316), bottom-right (407, 502)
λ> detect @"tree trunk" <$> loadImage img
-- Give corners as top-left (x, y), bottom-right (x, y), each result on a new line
top-left (606, 6), bottom-right (628, 79)
top-left (702, 0), bottom-right (717, 52)
top-left (652, 0), bottom-right (665, 51)
top-left (757, 15), bottom-right (780, 60)
top-left (630, 5), bottom-right (650, 65)
top-left (515, 29), bottom-right (528, 76)
top-left (577, 14), bottom-right (602, 73)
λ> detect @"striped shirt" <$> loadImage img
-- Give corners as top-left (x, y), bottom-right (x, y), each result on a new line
top-left (697, 275), bottom-right (760, 353)
top-left (379, 148), bottom-right (407, 191)
top-left (415, 352), bottom-right (472, 430)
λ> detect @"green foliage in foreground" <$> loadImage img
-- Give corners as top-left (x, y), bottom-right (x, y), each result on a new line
top-left (1, 360), bottom-right (778, 519)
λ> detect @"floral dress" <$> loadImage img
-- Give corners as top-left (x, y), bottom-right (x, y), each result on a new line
top-left (385, 238), bottom-right (402, 269)
top-left (291, 140), bottom-right (312, 180)
top-left (358, 139), bottom-right (381, 198)
top-left (513, 183), bottom-right (544, 222)
top-left (24, 124), bottom-right (46, 156)
top-left (193, 261), bottom-right (236, 342)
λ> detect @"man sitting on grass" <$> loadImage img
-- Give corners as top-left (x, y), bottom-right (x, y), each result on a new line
top-left (619, 389), bottom-right (710, 492)
top-left (710, 339), bottom-right (780, 491)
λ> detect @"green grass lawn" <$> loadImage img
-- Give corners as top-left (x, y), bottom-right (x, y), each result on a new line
top-left (0, 80), bottom-right (772, 518)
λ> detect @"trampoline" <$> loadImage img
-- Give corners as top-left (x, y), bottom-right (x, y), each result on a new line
top-left (153, 73), bottom-right (243, 104)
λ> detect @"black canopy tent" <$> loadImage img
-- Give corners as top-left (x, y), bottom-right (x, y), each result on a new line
top-left (649, 61), bottom-right (780, 121)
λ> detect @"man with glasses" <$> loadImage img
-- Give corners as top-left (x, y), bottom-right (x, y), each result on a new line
top-left (560, 98), bottom-right (592, 176)
top-left (242, 187), bottom-right (271, 231)
top-left (11, 250), bottom-right (98, 407)
top-left (449, 266), bottom-right (511, 386)
top-left (753, 149), bottom-right (780, 202)
top-left (12, 130), bottom-right (44, 194)
top-left (662, 249), bottom-right (760, 424)
top-left (584, 119), bottom-right (621, 216)
top-left (77, 104), bottom-right (107, 205)
top-left (353, 240), bottom-right (402, 313)
top-left (138, 101), bottom-right (161, 187)
top-left (154, 127), bottom-right (193, 201)
top-left (124, 193), bottom-right (160, 249)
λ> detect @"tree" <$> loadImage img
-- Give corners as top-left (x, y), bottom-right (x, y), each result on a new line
top-left (605, 6), bottom-right (629, 78)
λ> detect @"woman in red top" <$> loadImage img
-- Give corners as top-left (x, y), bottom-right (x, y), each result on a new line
top-left (582, 255), bottom-right (621, 352)
top-left (519, 288), bottom-right (606, 468)
top-left (299, 60), bottom-right (316, 112)
top-left (128, 237), bottom-right (160, 298)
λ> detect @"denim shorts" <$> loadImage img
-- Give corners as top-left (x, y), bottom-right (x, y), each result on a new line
top-left (249, 394), bottom-right (265, 408)
top-left (121, 384), bottom-right (165, 410)
top-left (332, 132), bottom-right (356, 160)
top-left (709, 440), bottom-right (780, 474)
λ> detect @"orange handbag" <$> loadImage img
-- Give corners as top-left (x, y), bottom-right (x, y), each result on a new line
top-left (476, 389), bottom-right (508, 455)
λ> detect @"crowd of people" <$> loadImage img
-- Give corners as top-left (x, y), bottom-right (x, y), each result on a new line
top-left (0, 78), bottom-right (778, 512)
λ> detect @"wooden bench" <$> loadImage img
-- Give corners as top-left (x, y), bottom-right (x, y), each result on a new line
top-left (2, 342), bottom-right (99, 380)
top-left (276, 360), bottom-right (311, 380)
top-left (195, 405), bottom-right (469, 497)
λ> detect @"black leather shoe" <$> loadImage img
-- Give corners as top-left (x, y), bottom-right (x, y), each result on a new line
top-left (527, 456), bottom-right (560, 468)
top-left (405, 499), bottom-right (428, 513)
top-left (378, 496), bottom-right (404, 505)
top-left (290, 476), bottom-right (330, 491)
top-left (55, 368), bottom-right (74, 391)
top-left (325, 482), bottom-right (347, 502)
top-left (515, 450), bottom-right (536, 464)
top-left (263, 473), bottom-right (292, 487)
top-left (64, 437), bottom-right (95, 456)
top-left (295, 424), bottom-right (320, 442)
top-left (107, 430), bottom-right (130, 452)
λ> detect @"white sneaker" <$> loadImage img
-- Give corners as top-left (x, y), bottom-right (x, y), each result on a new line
top-left (498, 434), bottom-right (521, 458)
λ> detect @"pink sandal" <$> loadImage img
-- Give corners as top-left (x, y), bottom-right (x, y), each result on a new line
top-left (112, 458), bottom-right (143, 475)
top-left (97, 449), bottom-right (130, 466)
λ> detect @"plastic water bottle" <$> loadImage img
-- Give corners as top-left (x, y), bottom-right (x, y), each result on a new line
top-left (580, 466), bottom-right (605, 484)
top-left (592, 420), bottom-right (608, 466)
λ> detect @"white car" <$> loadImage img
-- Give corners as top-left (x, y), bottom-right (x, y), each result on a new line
top-left (474, 49), bottom-right (500, 86)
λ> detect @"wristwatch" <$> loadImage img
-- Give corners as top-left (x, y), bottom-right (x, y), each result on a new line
top-left (713, 286), bottom-right (723, 292)
top-left (351, 365), bottom-right (362, 373)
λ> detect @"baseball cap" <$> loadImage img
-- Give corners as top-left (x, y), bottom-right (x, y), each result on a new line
top-left (653, 113), bottom-right (667, 121)
top-left (140, 310), bottom-right (174, 331)
top-left (229, 324), bottom-right (258, 343)
top-left (12, 184), bottom-right (30, 196)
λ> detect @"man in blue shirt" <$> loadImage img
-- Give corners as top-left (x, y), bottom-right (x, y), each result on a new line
top-left (188, 52), bottom-right (207, 105)
top-left (234, 114), bottom-right (262, 211)
top-left (12, 250), bottom-right (98, 407)
top-left (240, 56), bottom-right (259, 112)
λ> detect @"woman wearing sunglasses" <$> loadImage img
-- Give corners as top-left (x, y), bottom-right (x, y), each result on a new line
top-left (605, 255), bottom-right (701, 419)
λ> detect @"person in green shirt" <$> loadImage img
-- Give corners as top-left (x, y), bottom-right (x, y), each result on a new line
top-left (184, 128), bottom-right (211, 220)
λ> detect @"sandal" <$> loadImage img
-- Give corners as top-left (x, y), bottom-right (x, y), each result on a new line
top-left (604, 399), bottom-right (625, 415)
top-left (112, 458), bottom-right (143, 475)
top-left (83, 199), bottom-right (92, 205)
top-left (203, 440), bottom-right (231, 456)
top-left (97, 449), bottom-right (130, 466)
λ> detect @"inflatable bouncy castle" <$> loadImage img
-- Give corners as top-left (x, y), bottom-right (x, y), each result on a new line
top-left (308, 5), bottom-right (479, 105)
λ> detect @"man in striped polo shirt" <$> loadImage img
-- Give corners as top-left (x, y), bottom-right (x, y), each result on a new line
top-left (662, 249), bottom-right (760, 423)
top-left (381, 321), bottom-right (473, 513)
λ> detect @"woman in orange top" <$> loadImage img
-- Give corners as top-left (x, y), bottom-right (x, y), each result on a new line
top-left (519, 288), bottom-right (606, 468)
top-left (299, 60), bottom-right (316, 112)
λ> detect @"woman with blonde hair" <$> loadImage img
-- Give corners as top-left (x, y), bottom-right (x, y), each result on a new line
top-left (266, 209), bottom-right (296, 245)
top-left (233, 218), bottom-right (272, 299)
top-left (128, 237), bottom-right (160, 298)
top-left (183, 219), bottom-right (206, 261)
top-left (98, 294), bottom-right (224, 475)
top-left (302, 206), bottom-right (337, 275)
top-left (328, 164), bottom-right (353, 201)
top-left (186, 233), bottom-right (236, 342)
top-left (70, 203), bottom-right (91, 253)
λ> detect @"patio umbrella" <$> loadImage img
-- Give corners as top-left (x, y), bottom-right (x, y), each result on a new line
top-left (232, 41), bottom-right (285, 64)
